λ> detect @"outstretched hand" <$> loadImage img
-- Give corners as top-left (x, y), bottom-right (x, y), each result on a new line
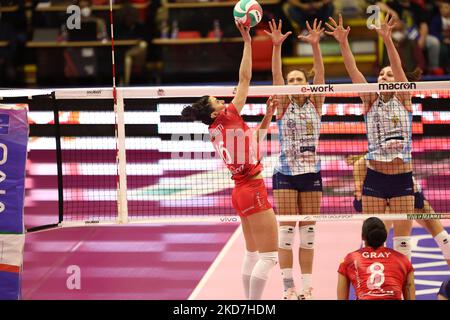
top-left (325, 14), bottom-right (350, 43)
top-left (266, 95), bottom-right (280, 115)
top-left (375, 13), bottom-right (396, 40)
top-left (235, 21), bottom-right (251, 43)
top-left (263, 19), bottom-right (292, 46)
top-left (298, 18), bottom-right (324, 45)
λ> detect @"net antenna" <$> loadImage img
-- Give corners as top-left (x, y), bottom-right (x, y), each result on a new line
top-left (109, 0), bottom-right (128, 223)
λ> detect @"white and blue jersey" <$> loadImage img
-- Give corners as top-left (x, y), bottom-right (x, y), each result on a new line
top-left (275, 98), bottom-right (321, 175)
top-left (365, 95), bottom-right (413, 163)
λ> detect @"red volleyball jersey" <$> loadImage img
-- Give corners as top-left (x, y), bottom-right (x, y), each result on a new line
top-left (338, 246), bottom-right (413, 300)
top-left (209, 103), bottom-right (262, 184)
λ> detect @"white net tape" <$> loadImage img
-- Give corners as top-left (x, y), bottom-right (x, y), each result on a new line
top-left (52, 81), bottom-right (450, 99)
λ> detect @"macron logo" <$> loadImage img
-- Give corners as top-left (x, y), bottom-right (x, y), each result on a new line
top-left (378, 82), bottom-right (417, 91)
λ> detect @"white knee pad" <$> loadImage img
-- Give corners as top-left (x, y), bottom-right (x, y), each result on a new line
top-left (299, 225), bottom-right (315, 250)
top-left (393, 236), bottom-right (412, 260)
top-left (279, 226), bottom-right (295, 250)
top-left (434, 230), bottom-right (450, 260)
top-left (242, 250), bottom-right (259, 276)
top-left (251, 251), bottom-right (278, 281)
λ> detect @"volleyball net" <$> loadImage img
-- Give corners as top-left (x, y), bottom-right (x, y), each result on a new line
top-left (12, 81), bottom-right (450, 227)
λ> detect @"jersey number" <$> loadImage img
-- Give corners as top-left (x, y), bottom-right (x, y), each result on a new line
top-left (215, 140), bottom-right (258, 166)
top-left (366, 262), bottom-right (385, 290)
top-left (216, 141), bottom-right (232, 164)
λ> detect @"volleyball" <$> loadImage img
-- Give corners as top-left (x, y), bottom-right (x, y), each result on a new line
top-left (233, 0), bottom-right (263, 28)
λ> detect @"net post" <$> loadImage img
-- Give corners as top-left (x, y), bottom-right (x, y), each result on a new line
top-left (115, 88), bottom-right (128, 224)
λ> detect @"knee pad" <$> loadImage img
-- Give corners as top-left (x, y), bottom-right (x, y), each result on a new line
top-left (242, 250), bottom-right (259, 276)
top-left (393, 236), bottom-right (412, 260)
top-left (299, 225), bottom-right (315, 250)
top-left (435, 231), bottom-right (450, 260)
top-left (251, 251), bottom-right (278, 281)
top-left (279, 226), bottom-right (295, 250)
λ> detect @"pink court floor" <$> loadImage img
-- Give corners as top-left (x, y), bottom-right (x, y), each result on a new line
top-left (23, 222), bottom-right (450, 300)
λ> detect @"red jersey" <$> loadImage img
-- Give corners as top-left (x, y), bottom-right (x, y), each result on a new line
top-left (338, 246), bottom-right (413, 300)
top-left (209, 103), bottom-right (262, 184)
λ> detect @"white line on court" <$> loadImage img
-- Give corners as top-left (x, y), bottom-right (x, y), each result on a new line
top-left (188, 225), bottom-right (242, 300)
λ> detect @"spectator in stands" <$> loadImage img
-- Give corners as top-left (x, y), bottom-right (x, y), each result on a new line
top-left (116, 2), bottom-right (146, 40)
top-left (377, 0), bottom-right (443, 75)
top-left (370, 1), bottom-right (423, 71)
top-left (115, 2), bottom-right (148, 85)
top-left (62, 0), bottom-right (108, 82)
top-left (425, 0), bottom-right (441, 19)
top-left (0, 12), bottom-right (18, 86)
top-left (284, 0), bottom-right (334, 34)
top-left (66, 0), bottom-right (108, 41)
top-left (334, 0), bottom-right (367, 18)
top-left (429, 0), bottom-right (450, 73)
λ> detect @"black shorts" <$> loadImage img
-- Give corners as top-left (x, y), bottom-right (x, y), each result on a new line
top-left (438, 280), bottom-right (450, 299)
top-left (414, 191), bottom-right (426, 209)
top-left (272, 171), bottom-right (323, 192)
top-left (362, 168), bottom-right (413, 200)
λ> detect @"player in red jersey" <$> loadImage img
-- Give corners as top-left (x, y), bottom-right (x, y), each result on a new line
top-left (181, 22), bottom-right (279, 300)
top-left (337, 217), bottom-right (415, 300)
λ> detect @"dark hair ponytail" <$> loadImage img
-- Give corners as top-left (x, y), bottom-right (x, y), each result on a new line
top-left (181, 95), bottom-right (214, 125)
top-left (406, 67), bottom-right (422, 82)
top-left (362, 217), bottom-right (387, 249)
top-left (181, 105), bottom-right (197, 121)
top-left (366, 228), bottom-right (387, 248)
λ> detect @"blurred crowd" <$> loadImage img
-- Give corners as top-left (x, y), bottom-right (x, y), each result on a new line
top-left (0, 0), bottom-right (449, 86)
top-left (284, 0), bottom-right (450, 75)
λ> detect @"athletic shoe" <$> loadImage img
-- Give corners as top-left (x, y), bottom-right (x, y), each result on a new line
top-left (298, 287), bottom-right (313, 300)
top-left (283, 287), bottom-right (299, 300)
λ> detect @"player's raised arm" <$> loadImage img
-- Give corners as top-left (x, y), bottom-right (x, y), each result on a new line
top-left (326, 14), bottom-right (376, 110)
top-left (231, 21), bottom-right (252, 114)
top-left (264, 19), bottom-right (291, 117)
top-left (264, 19), bottom-right (291, 119)
top-left (298, 18), bottom-right (325, 112)
top-left (325, 15), bottom-right (367, 84)
top-left (255, 96), bottom-right (278, 143)
top-left (298, 19), bottom-right (325, 86)
top-left (375, 13), bottom-right (408, 83)
top-left (264, 19), bottom-right (291, 86)
top-left (375, 13), bottom-right (413, 111)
